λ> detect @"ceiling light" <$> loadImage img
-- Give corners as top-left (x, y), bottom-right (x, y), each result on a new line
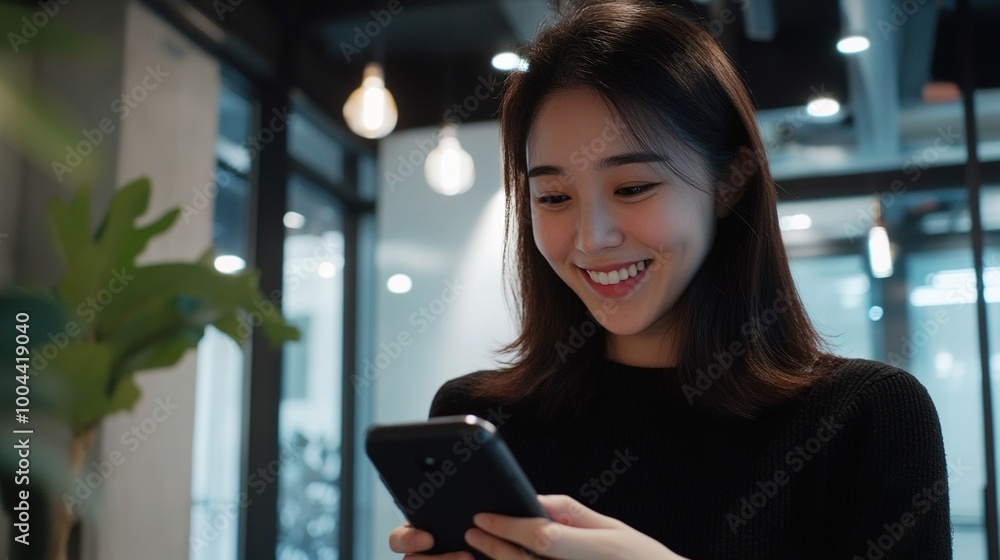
top-left (806, 97), bottom-right (840, 118)
top-left (425, 123), bottom-right (475, 196)
top-left (836, 35), bottom-right (870, 54)
top-left (868, 226), bottom-right (893, 278)
top-left (343, 62), bottom-right (398, 139)
top-left (214, 255), bottom-right (246, 274)
top-left (318, 261), bottom-right (336, 278)
top-left (868, 305), bottom-right (884, 321)
top-left (283, 211), bottom-right (305, 229)
top-left (387, 273), bottom-right (412, 294)
top-left (491, 51), bottom-right (527, 72)
top-left (779, 213), bottom-right (812, 231)
top-left (868, 197), bottom-right (892, 278)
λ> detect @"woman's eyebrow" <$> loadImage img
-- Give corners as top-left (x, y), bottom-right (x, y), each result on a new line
top-left (526, 165), bottom-right (565, 178)
top-left (527, 152), bottom-right (665, 178)
top-left (597, 152), bottom-right (666, 170)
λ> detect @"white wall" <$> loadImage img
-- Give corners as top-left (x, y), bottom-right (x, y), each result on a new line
top-left (367, 120), bottom-right (518, 558)
top-left (91, 3), bottom-right (219, 560)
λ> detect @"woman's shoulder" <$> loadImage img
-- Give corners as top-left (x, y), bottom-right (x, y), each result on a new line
top-left (428, 369), bottom-right (505, 418)
top-left (801, 356), bottom-right (939, 421)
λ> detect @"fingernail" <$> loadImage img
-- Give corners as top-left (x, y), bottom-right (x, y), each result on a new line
top-left (473, 513), bottom-right (492, 529)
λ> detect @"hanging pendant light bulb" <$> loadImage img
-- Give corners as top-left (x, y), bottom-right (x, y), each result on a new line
top-left (425, 122), bottom-right (475, 196)
top-left (343, 62), bottom-right (398, 139)
top-left (868, 197), bottom-right (893, 279)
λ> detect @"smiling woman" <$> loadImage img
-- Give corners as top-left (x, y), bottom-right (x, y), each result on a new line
top-left (387, 1), bottom-right (953, 559)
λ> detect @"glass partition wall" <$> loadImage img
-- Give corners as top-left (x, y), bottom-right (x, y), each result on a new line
top-left (779, 183), bottom-right (1000, 558)
top-left (188, 74), bottom-right (375, 560)
top-left (189, 78), bottom-right (255, 560)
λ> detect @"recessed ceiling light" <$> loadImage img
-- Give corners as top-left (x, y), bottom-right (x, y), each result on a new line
top-left (779, 213), bottom-right (812, 231)
top-left (387, 273), bottom-right (413, 294)
top-left (491, 51), bottom-right (527, 72)
top-left (868, 305), bottom-right (884, 321)
top-left (318, 261), bottom-right (336, 278)
top-left (806, 97), bottom-right (840, 118)
top-left (214, 255), bottom-right (246, 274)
top-left (283, 211), bottom-right (305, 229)
top-left (836, 35), bottom-right (870, 54)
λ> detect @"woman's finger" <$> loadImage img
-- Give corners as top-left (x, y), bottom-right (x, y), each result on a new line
top-left (466, 527), bottom-right (545, 560)
top-left (537, 495), bottom-right (622, 529)
top-left (473, 511), bottom-right (616, 560)
top-left (388, 524), bottom-right (434, 553)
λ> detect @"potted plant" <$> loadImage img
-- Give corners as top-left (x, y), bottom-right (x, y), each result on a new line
top-left (1, 177), bottom-right (299, 560)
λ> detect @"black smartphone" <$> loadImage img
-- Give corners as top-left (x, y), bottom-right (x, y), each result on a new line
top-left (365, 414), bottom-right (549, 558)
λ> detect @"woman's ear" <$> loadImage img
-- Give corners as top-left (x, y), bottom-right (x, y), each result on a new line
top-left (715, 146), bottom-right (756, 218)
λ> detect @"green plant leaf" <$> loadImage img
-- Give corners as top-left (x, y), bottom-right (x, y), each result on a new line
top-left (48, 178), bottom-right (179, 316)
top-left (94, 263), bottom-right (299, 389)
top-left (97, 263), bottom-right (260, 337)
top-left (212, 312), bottom-right (244, 342)
top-left (260, 314), bottom-right (303, 347)
top-left (41, 344), bottom-right (122, 434)
top-left (46, 181), bottom-right (93, 262)
top-left (115, 328), bottom-right (203, 375)
top-left (105, 375), bottom-right (142, 423)
top-left (37, 177), bottom-right (298, 434)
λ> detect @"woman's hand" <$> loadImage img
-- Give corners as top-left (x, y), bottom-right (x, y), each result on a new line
top-left (463, 494), bottom-right (688, 560)
top-left (388, 523), bottom-right (475, 560)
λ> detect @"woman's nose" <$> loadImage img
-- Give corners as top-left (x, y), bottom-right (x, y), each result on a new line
top-left (575, 199), bottom-right (624, 255)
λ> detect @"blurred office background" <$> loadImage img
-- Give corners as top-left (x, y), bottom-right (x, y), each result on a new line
top-left (0, 0), bottom-right (999, 558)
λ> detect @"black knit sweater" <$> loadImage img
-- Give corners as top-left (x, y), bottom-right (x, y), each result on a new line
top-left (429, 358), bottom-right (953, 560)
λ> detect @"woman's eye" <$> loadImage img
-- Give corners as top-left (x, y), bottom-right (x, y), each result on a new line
top-left (536, 194), bottom-right (570, 205)
top-left (616, 183), bottom-right (658, 197)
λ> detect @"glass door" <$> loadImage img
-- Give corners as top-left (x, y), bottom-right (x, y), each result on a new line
top-left (276, 175), bottom-right (346, 560)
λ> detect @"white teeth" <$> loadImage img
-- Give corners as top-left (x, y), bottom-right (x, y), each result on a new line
top-left (586, 260), bottom-right (648, 286)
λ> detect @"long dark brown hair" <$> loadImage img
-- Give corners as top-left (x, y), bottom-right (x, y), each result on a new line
top-left (476, 0), bottom-right (836, 419)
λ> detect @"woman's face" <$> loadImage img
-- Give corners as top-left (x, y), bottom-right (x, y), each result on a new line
top-left (527, 87), bottom-right (718, 344)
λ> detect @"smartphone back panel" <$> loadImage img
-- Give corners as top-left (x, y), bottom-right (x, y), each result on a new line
top-left (365, 415), bottom-right (547, 556)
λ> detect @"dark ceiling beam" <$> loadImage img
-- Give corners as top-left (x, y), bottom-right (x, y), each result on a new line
top-left (292, 0), bottom-right (498, 27)
top-left (775, 160), bottom-right (1000, 201)
top-left (289, 0), bottom-right (372, 26)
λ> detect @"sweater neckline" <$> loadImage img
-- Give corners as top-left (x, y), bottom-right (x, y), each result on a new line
top-left (601, 356), bottom-right (678, 373)
top-left (590, 357), bottom-right (683, 400)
